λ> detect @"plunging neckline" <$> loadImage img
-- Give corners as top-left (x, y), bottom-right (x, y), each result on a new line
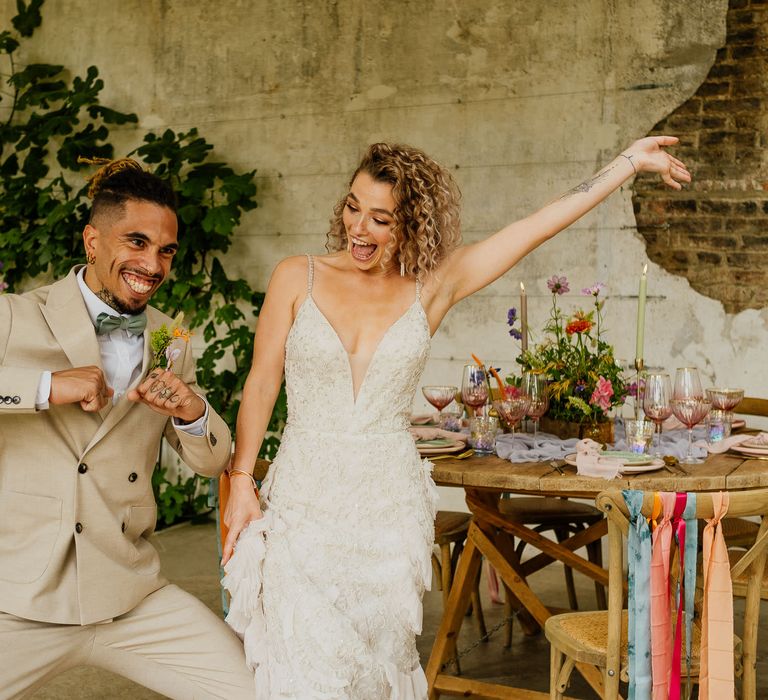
top-left (303, 295), bottom-right (425, 406)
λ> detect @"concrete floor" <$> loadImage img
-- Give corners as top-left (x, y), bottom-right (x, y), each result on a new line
top-left (28, 518), bottom-right (767, 699)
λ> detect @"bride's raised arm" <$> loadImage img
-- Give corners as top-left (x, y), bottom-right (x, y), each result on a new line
top-left (440, 136), bottom-right (690, 305)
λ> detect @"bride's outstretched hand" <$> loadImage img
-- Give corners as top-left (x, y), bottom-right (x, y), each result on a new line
top-left (622, 135), bottom-right (691, 190)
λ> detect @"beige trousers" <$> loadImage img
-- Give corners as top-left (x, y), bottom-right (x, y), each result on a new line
top-left (0, 584), bottom-right (255, 700)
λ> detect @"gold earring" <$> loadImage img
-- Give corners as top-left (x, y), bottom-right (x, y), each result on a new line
top-left (400, 261), bottom-right (405, 277)
top-left (86, 252), bottom-right (96, 265)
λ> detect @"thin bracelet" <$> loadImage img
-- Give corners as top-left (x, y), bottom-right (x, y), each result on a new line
top-left (620, 153), bottom-right (637, 174)
top-left (228, 467), bottom-right (258, 491)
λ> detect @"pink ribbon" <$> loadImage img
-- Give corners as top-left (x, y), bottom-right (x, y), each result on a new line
top-left (668, 492), bottom-right (688, 700)
top-left (650, 492), bottom-right (676, 699)
top-left (700, 492), bottom-right (733, 700)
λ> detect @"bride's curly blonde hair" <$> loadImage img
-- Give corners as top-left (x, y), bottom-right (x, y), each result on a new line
top-left (326, 143), bottom-right (462, 278)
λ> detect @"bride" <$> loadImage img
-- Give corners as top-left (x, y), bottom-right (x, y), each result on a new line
top-left (221, 137), bottom-right (689, 699)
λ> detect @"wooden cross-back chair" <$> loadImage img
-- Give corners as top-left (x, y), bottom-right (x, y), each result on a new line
top-left (545, 488), bottom-right (768, 699)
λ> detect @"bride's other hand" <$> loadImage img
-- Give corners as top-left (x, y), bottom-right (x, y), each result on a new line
top-left (622, 135), bottom-right (691, 190)
top-left (221, 478), bottom-right (263, 565)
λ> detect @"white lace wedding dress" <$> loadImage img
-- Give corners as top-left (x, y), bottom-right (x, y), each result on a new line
top-left (223, 255), bottom-right (438, 699)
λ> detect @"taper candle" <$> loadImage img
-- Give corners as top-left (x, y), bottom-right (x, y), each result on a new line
top-left (520, 282), bottom-right (528, 353)
top-left (634, 263), bottom-right (647, 364)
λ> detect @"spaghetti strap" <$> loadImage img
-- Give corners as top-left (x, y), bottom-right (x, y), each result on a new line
top-left (306, 254), bottom-right (314, 296)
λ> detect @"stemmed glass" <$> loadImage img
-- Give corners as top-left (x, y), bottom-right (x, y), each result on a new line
top-left (642, 372), bottom-right (672, 457)
top-left (421, 385), bottom-right (459, 428)
top-left (672, 367), bottom-right (710, 464)
top-left (493, 386), bottom-right (531, 442)
top-left (705, 388), bottom-right (744, 435)
top-left (523, 373), bottom-right (548, 449)
top-left (461, 365), bottom-right (489, 417)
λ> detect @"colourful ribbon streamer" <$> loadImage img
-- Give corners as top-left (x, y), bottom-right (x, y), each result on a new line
top-left (700, 492), bottom-right (734, 699)
top-left (624, 490), bottom-right (653, 700)
top-left (650, 492), bottom-right (676, 699)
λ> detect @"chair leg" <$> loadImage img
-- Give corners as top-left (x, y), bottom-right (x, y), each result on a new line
top-left (471, 563), bottom-right (487, 639)
top-left (503, 584), bottom-right (513, 648)
top-left (431, 552), bottom-right (442, 591)
top-left (549, 644), bottom-right (564, 700)
top-left (587, 537), bottom-right (606, 610)
top-left (555, 527), bottom-right (579, 610)
top-left (440, 542), bottom-right (452, 608)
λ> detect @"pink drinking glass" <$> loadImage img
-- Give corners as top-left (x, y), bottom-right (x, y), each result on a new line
top-left (523, 373), bottom-right (548, 449)
top-left (642, 372), bottom-right (672, 457)
top-left (492, 394), bottom-right (530, 441)
top-left (670, 398), bottom-right (711, 464)
top-left (421, 385), bottom-right (458, 428)
top-left (461, 365), bottom-right (489, 417)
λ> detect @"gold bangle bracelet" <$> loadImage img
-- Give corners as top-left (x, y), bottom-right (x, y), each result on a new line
top-left (228, 468), bottom-right (258, 491)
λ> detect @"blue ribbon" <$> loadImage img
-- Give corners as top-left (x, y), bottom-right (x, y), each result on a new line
top-left (624, 489), bottom-right (652, 700)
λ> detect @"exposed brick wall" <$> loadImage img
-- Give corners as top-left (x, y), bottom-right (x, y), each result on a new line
top-left (632, 0), bottom-right (768, 314)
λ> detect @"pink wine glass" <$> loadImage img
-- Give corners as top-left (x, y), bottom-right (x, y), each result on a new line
top-left (421, 385), bottom-right (458, 428)
top-left (523, 373), bottom-right (548, 449)
top-left (492, 394), bottom-right (530, 441)
top-left (642, 372), bottom-right (672, 457)
top-left (671, 398), bottom-right (711, 464)
top-left (461, 365), bottom-right (489, 417)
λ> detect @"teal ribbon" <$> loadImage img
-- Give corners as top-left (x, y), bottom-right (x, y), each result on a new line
top-left (682, 493), bottom-right (697, 699)
top-left (624, 489), bottom-right (652, 700)
top-left (95, 311), bottom-right (147, 336)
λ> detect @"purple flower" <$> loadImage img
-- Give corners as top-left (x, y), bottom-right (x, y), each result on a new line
top-left (582, 282), bottom-right (606, 297)
top-left (507, 307), bottom-right (517, 326)
top-left (509, 327), bottom-right (522, 340)
top-left (547, 275), bottom-right (569, 295)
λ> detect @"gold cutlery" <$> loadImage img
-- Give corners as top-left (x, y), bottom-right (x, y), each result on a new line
top-left (550, 460), bottom-right (566, 475)
top-left (429, 449), bottom-right (474, 461)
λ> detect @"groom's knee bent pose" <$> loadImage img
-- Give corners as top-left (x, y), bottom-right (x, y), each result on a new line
top-left (0, 160), bottom-right (253, 699)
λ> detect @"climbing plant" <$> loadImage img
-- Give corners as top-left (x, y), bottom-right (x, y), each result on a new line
top-left (0, 1), bottom-right (286, 525)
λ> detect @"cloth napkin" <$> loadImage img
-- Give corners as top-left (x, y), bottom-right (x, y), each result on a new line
top-left (495, 431), bottom-right (579, 462)
top-left (574, 439), bottom-right (624, 479)
top-left (614, 417), bottom-right (708, 462)
top-left (408, 426), bottom-right (466, 445)
top-left (410, 414), bottom-right (436, 425)
top-left (704, 431), bottom-right (768, 454)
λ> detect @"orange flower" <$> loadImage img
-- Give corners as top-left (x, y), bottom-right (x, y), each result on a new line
top-left (565, 318), bottom-right (592, 335)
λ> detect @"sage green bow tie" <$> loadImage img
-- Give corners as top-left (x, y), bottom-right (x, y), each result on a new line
top-left (95, 311), bottom-right (147, 336)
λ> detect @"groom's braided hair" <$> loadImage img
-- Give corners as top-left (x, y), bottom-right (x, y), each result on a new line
top-left (79, 157), bottom-right (177, 224)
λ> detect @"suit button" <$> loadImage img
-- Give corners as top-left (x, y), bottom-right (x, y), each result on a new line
top-left (128, 472), bottom-right (138, 483)
top-left (75, 523), bottom-right (83, 534)
top-left (121, 522), bottom-right (126, 533)
top-left (11, 396), bottom-right (20, 404)
top-left (78, 463), bottom-right (88, 474)
top-left (209, 432), bottom-right (217, 446)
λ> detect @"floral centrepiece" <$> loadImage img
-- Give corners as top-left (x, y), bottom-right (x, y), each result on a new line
top-left (150, 311), bottom-right (191, 371)
top-left (510, 275), bottom-right (627, 425)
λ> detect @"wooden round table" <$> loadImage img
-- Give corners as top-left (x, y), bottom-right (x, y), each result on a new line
top-left (426, 449), bottom-right (768, 699)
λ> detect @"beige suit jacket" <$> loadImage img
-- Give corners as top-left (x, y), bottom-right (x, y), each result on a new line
top-left (0, 267), bottom-right (232, 624)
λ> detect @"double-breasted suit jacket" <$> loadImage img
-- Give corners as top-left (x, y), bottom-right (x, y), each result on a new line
top-left (0, 267), bottom-right (231, 625)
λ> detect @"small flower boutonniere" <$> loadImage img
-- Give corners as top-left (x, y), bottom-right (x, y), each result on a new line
top-left (149, 311), bottom-right (191, 371)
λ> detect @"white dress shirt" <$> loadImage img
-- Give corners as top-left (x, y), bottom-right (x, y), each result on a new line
top-left (36, 269), bottom-right (207, 435)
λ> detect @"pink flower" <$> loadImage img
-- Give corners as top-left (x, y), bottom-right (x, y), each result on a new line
top-left (547, 275), bottom-right (569, 295)
top-left (590, 376), bottom-right (614, 412)
top-left (581, 282), bottom-right (606, 297)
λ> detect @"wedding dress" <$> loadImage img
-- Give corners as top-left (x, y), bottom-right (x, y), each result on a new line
top-left (224, 255), bottom-right (438, 699)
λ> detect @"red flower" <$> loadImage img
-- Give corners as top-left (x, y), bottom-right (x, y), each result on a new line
top-left (565, 318), bottom-right (593, 335)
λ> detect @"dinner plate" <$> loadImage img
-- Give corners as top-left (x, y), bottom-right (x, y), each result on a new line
top-left (418, 440), bottom-right (466, 456)
top-left (731, 444), bottom-right (768, 457)
top-left (599, 450), bottom-right (654, 466)
top-left (741, 435), bottom-right (768, 449)
top-left (564, 453), bottom-right (665, 473)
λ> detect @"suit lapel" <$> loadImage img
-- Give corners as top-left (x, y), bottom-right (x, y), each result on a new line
top-left (40, 268), bottom-right (103, 375)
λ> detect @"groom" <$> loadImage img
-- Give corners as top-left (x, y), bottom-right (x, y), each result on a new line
top-left (0, 160), bottom-right (254, 699)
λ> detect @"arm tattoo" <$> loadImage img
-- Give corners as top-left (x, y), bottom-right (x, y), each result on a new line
top-left (559, 163), bottom-right (618, 200)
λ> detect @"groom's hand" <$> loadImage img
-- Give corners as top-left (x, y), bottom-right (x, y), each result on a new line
top-left (50, 366), bottom-right (114, 412)
top-left (127, 369), bottom-right (205, 423)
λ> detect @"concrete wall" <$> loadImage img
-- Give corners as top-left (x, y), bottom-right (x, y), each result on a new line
top-left (6, 3), bottom-right (760, 451)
